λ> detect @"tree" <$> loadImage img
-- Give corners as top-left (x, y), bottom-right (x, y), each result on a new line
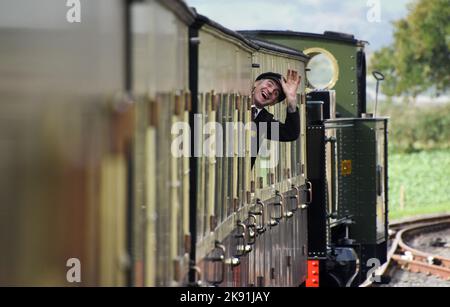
top-left (370, 0), bottom-right (450, 98)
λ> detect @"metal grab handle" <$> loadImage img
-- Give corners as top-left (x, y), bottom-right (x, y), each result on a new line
top-left (270, 191), bottom-right (285, 226)
top-left (248, 214), bottom-right (257, 230)
top-left (250, 199), bottom-right (266, 234)
top-left (306, 181), bottom-right (313, 204)
top-left (247, 214), bottom-right (257, 245)
top-left (290, 185), bottom-right (300, 213)
top-left (276, 191), bottom-right (286, 218)
top-left (206, 241), bottom-right (226, 286)
top-left (285, 191), bottom-right (294, 218)
top-left (235, 221), bottom-right (248, 256)
top-left (235, 221), bottom-right (246, 238)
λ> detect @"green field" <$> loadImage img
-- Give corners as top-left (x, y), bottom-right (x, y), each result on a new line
top-left (388, 149), bottom-right (450, 219)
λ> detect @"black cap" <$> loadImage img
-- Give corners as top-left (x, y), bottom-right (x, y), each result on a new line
top-left (255, 72), bottom-right (286, 102)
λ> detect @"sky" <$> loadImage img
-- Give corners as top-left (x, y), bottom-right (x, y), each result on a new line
top-left (186, 0), bottom-right (449, 103)
top-left (186, 0), bottom-right (412, 53)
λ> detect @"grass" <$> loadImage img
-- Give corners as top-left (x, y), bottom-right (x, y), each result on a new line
top-left (389, 202), bottom-right (450, 220)
top-left (388, 149), bottom-right (450, 220)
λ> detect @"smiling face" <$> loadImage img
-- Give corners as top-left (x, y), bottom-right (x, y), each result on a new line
top-left (252, 78), bottom-right (281, 108)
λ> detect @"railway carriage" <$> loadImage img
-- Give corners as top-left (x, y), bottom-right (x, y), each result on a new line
top-left (131, 0), bottom-right (195, 286)
top-left (248, 38), bottom-right (310, 288)
top-left (0, 0), bottom-right (196, 286)
top-left (0, 0), bottom-right (130, 285)
top-left (189, 14), bottom-right (310, 287)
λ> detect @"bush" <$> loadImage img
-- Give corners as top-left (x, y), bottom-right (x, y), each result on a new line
top-left (377, 102), bottom-right (450, 153)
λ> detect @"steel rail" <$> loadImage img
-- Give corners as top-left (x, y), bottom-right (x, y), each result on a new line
top-left (360, 214), bottom-right (450, 287)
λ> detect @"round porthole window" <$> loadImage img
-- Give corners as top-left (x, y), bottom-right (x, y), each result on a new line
top-left (304, 48), bottom-right (339, 90)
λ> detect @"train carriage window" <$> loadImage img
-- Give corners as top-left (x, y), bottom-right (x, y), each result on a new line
top-left (304, 48), bottom-right (339, 90)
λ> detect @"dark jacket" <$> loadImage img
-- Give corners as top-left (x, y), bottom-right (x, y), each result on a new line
top-left (251, 107), bottom-right (300, 168)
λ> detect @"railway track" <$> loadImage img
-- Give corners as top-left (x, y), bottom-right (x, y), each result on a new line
top-left (361, 214), bottom-right (450, 287)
